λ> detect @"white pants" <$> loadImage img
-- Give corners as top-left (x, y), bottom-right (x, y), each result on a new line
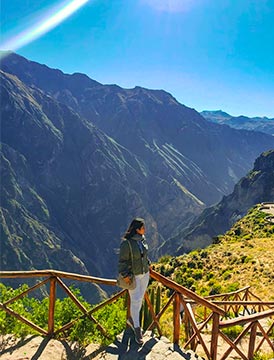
top-left (129, 272), bottom-right (150, 328)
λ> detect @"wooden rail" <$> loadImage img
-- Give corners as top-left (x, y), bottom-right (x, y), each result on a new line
top-left (179, 285), bottom-right (274, 359)
top-left (218, 309), bottom-right (274, 360)
top-left (150, 269), bottom-right (225, 316)
top-left (1, 269), bottom-right (274, 360)
top-left (0, 270), bottom-right (118, 339)
top-left (0, 270), bottom-right (116, 285)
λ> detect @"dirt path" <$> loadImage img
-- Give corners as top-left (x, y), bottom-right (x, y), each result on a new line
top-left (259, 202), bottom-right (274, 223)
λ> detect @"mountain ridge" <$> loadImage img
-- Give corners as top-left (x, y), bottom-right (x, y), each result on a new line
top-left (161, 150), bottom-right (274, 256)
top-left (1, 52), bottom-right (274, 291)
top-left (0, 63), bottom-right (204, 287)
top-left (3, 52), bottom-right (274, 204)
top-left (201, 110), bottom-right (274, 136)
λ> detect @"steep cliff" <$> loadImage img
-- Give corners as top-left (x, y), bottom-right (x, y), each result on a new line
top-left (1, 52), bottom-right (274, 283)
top-left (166, 150), bottom-right (274, 255)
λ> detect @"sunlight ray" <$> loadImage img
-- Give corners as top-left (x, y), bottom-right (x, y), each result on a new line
top-left (142, 0), bottom-right (196, 13)
top-left (0, 0), bottom-right (90, 57)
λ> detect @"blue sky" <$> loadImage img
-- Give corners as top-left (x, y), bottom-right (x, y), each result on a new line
top-left (1, 0), bottom-right (274, 117)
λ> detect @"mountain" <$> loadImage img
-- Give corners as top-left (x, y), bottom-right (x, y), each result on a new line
top-left (0, 70), bottom-right (162, 269)
top-left (201, 110), bottom-right (274, 136)
top-left (200, 110), bottom-right (232, 122)
top-left (1, 52), bottom-right (274, 288)
top-left (163, 150), bottom-right (274, 255)
top-left (3, 53), bottom-right (274, 207)
top-left (153, 203), bottom-right (274, 300)
top-left (0, 60), bottom-right (205, 287)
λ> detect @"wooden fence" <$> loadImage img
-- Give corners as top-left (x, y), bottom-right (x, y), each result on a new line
top-left (0, 269), bottom-right (274, 360)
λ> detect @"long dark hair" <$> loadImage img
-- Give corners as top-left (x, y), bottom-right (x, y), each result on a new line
top-left (123, 218), bottom-right (145, 240)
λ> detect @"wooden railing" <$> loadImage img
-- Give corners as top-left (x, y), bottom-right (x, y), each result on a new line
top-left (198, 286), bottom-right (274, 320)
top-left (0, 270), bottom-right (119, 338)
top-left (218, 309), bottom-right (274, 360)
top-left (1, 269), bottom-right (274, 360)
top-left (149, 269), bottom-right (225, 360)
top-left (177, 284), bottom-right (274, 359)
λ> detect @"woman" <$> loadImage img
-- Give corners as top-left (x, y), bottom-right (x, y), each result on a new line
top-left (118, 217), bottom-right (150, 345)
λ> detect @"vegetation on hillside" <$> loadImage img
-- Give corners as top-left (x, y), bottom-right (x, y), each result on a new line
top-left (0, 284), bottom-right (126, 345)
top-left (153, 205), bottom-right (274, 300)
top-left (1, 204), bottom-right (273, 352)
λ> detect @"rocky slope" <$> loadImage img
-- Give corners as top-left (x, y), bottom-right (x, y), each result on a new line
top-left (0, 68), bottom-right (203, 291)
top-left (162, 150), bottom-right (274, 255)
top-left (1, 52), bottom-right (274, 289)
top-left (2, 52), bottom-right (274, 206)
top-left (0, 71), bottom-right (153, 268)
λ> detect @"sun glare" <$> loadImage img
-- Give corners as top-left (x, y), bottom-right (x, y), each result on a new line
top-left (0, 0), bottom-right (90, 56)
top-left (142, 0), bottom-right (196, 13)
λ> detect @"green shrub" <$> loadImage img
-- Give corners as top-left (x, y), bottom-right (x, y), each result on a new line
top-left (222, 325), bottom-right (243, 340)
top-left (222, 270), bottom-right (232, 280)
top-left (192, 270), bottom-right (203, 280)
top-left (253, 351), bottom-right (274, 360)
top-left (209, 282), bottom-right (222, 295)
top-left (183, 276), bottom-right (195, 288)
top-left (158, 255), bottom-right (172, 264)
top-left (0, 283), bottom-right (126, 345)
top-left (206, 272), bottom-right (214, 280)
top-left (226, 282), bottom-right (240, 293)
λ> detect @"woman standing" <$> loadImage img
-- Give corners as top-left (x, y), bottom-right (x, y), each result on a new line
top-left (118, 218), bottom-right (150, 345)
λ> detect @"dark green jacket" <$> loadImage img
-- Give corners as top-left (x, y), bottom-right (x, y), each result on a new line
top-left (118, 234), bottom-right (149, 277)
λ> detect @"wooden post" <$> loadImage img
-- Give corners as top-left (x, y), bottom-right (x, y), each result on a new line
top-left (248, 321), bottom-right (257, 359)
top-left (144, 292), bottom-right (162, 336)
top-left (126, 290), bottom-right (131, 320)
top-left (48, 277), bottom-right (56, 336)
top-left (210, 312), bottom-right (219, 360)
top-left (185, 315), bottom-right (192, 346)
top-left (173, 292), bottom-right (181, 345)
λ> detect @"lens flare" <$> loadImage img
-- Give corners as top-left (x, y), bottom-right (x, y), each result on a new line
top-left (0, 0), bottom-right (90, 56)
